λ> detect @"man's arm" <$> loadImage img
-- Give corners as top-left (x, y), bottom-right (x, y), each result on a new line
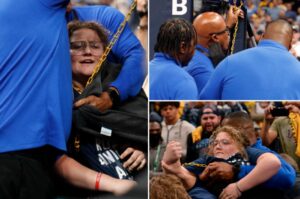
top-left (210, 147), bottom-right (295, 189)
top-left (220, 152), bottom-right (281, 199)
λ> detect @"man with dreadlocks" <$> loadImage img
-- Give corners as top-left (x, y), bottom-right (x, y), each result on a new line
top-left (149, 18), bottom-right (198, 100)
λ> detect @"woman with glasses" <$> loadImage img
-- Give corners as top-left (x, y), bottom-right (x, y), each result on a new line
top-left (162, 126), bottom-right (286, 199)
top-left (55, 21), bottom-right (146, 197)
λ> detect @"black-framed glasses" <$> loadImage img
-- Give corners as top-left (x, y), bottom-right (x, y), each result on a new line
top-left (70, 41), bottom-right (103, 56)
top-left (209, 27), bottom-right (230, 36)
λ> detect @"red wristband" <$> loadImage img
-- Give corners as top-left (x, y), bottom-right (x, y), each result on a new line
top-left (95, 172), bottom-right (102, 190)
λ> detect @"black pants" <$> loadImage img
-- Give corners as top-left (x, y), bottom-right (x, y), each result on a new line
top-left (0, 147), bottom-right (58, 199)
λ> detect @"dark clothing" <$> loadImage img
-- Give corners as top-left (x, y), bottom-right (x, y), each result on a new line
top-left (0, 147), bottom-right (59, 199)
top-left (186, 130), bottom-right (211, 162)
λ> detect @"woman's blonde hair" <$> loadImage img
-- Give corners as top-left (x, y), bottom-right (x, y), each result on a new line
top-left (150, 174), bottom-right (191, 199)
top-left (209, 126), bottom-right (250, 159)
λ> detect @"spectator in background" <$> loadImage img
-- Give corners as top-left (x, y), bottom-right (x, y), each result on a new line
top-left (135, 0), bottom-right (148, 53)
top-left (285, 2), bottom-right (297, 22)
top-left (149, 18), bottom-right (198, 100)
top-left (290, 24), bottom-right (300, 60)
top-left (186, 104), bottom-right (222, 162)
top-left (160, 102), bottom-right (195, 162)
top-left (267, 0), bottom-right (285, 21)
top-left (149, 115), bottom-right (165, 176)
top-left (135, 0), bottom-right (148, 96)
top-left (246, 0), bottom-right (258, 19)
top-left (262, 102), bottom-right (300, 169)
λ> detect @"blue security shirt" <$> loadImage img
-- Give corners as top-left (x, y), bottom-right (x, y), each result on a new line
top-left (150, 53), bottom-right (198, 100)
top-left (185, 45), bottom-right (214, 94)
top-left (0, 0), bottom-right (72, 152)
top-left (239, 139), bottom-right (296, 189)
top-left (68, 6), bottom-right (146, 101)
top-left (200, 40), bottom-right (300, 100)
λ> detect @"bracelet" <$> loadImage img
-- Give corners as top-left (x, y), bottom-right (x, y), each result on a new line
top-left (95, 172), bottom-right (102, 190)
top-left (236, 182), bottom-right (242, 193)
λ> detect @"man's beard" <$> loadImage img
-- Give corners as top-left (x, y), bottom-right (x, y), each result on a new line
top-left (208, 42), bottom-right (227, 67)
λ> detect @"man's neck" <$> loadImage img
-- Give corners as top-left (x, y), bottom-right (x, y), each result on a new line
top-left (165, 118), bottom-right (179, 125)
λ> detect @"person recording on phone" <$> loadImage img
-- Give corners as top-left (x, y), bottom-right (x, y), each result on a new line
top-left (262, 102), bottom-right (300, 170)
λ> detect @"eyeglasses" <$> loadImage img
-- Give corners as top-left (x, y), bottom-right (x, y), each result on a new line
top-left (70, 41), bottom-right (103, 56)
top-left (209, 27), bottom-right (230, 36)
top-left (209, 139), bottom-right (232, 147)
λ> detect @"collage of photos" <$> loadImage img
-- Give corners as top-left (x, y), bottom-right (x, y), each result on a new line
top-left (1, 0), bottom-right (300, 199)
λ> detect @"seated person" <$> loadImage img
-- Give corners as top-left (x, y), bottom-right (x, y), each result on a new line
top-left (162, 126), bottom-right (286, 199)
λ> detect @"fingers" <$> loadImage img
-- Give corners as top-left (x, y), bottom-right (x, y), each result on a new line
top-left (120, 147), bottom-right (134, 159)
top-left (74, 96), bottom-right (98, 107)
top-left (73, 95), bottom-right (112, 111)
top-left (127, 154), bottom-right (145, 171)
top-left (219, 189), bottom-right (227, 199)
top-left (74, 98), bottom-right (87, 107)
top-left (137, 159), bottom-right (146, 171)
top-left (121, 148), bottom-right (145, 171)
top-left (199, 166), bottom-right (210, 181)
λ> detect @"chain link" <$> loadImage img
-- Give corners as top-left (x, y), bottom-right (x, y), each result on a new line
top-left (230, 1), bottom-right (243, 55)
top-left (183, 162), bottom-right (207, 168)
top-left (85, 0), bottom-right (137, 87)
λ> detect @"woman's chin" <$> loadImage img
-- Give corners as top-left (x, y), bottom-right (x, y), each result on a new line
top-left (214, 153), bottom-right (225, 159)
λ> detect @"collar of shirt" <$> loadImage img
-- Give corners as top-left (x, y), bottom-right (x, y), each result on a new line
top-left (153, 52), bottom-right (182, 67)
top-left (196, 44), bottom-right (209, 55)
top-left (258, 39), bottom-right (288, 51)
top-left (253, 138), bottom-right (261, 147)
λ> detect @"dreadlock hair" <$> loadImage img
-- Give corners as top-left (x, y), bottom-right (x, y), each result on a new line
top-left (150, 174), bottom-right (191, 199)
top-left (154, 18), bottom-right (197, 59)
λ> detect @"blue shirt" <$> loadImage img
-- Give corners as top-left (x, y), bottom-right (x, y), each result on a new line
top-left (200, 40), bottom-right (300, 100)
top-left (69, 5), bottom-right (146, 101)
top-left (239, 139), bottom-right (296, 189)
top-left (0, 0), bottom-right (72, 152)
top-left (185, 45), bottom-right (214, 94)
top-left (150, 53), bottom-right (198, 100)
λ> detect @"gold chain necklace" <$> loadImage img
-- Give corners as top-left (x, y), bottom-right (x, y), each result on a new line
top-left (85, 0), bottom-right (137, 87)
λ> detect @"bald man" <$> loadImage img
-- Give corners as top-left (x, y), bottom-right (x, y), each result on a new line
top-left (184, 12), bottom-right (231, 93)
top-left (200, 19), bottom-right (300, 100)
